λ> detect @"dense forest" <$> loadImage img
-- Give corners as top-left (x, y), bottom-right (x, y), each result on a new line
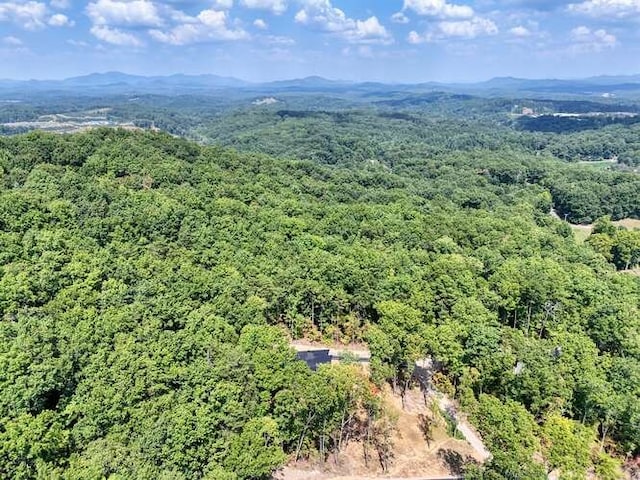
top-left (0, 127), bottom-right (638, 479)
top-left (4, 91), bottom-right (640, 166)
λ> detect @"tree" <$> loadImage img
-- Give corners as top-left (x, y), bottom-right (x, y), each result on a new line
top-left (473, 394), bottom-right (543, 476)
top-left (224, 417), bottom-right (286, 480)
top-left (367, 301), bottom-right (424, 400)
top-left (541, 414), bottom-right (592, 478)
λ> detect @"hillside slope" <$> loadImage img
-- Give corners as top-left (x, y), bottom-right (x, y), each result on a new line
top-left (0, 130), bottom-right (637, 479)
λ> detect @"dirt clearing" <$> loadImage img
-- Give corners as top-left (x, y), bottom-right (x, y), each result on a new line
top-left (275, 387), bottom-right (481, 480)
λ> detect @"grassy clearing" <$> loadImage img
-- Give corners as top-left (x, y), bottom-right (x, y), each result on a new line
top-left (570, 224), bottom-right (593, 243)
top-left (614, 218), bottom-right (640, 230)
top-left (569, 218), bottom-right (640, 243)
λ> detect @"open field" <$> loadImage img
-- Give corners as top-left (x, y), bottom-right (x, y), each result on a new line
top-left (614, 218), bottom-right (640, 229)
top-left (569, 217), bottom-right (640, 243)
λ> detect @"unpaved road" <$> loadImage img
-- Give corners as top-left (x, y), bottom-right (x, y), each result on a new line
top-left (436, 396), bottom-right (492, 462)
top-left (288, 342), bottom-right (492, 477)
top-left (292, 342), bottom-right (491, 462)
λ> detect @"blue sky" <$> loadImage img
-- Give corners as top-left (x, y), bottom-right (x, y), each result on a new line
top-left (1, 0), bottom-right (639, 81)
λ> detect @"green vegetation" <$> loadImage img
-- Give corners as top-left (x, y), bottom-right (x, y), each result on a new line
top-left (0, 90), bottom-right (639, 479)
top-left (587, 217), bottom-right (640, 270)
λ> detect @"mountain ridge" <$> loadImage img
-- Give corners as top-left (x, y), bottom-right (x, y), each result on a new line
top-left (2, 71), bottom-right (640, 96)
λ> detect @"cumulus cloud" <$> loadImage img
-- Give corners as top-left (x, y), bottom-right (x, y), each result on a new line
top-left (569, 25), bottom-right (617, 51)
top-left (571, 25), bottom-right (591, 37)
top-left (409, 17), bottom-right (498, 42)
top-left (86, 0), bottom-right (162, 27)
top-left (401, 0), bottom-right (474, 19)
top-left (295, 0), bottom-right (392, 44)
top-left (407, 30), bottom-right (422, 44)
top-left (437, 18), bottom-right (498, 38)
top-left (149, 9), bottom-right (248, 45)
top-left (509, 25), bottom-right (531, 36)
top-left (347, 17), bottom-right (391, 43)
top-left (241, 0), bottom-right (287, 15)
top-left (568, 0), bottom-right (640, 18)
top-left (90, 24), bottom-right (143, 45)
top-left (399, 0), bottom-right (498, 44)
top-left (253, 18), bottom-right (267, 29)
top-left (48, 12), bottom-right (73, 26)
top-left (0, 1), bottom-right (48, 30)
top-left (83, 0), bottom-right (251, 47)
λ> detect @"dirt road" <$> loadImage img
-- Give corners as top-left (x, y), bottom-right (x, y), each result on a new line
top-left (436, 395), bottom-right (492, 462)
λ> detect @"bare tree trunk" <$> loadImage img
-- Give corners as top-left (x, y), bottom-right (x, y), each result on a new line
top-left (363, 414), bottom-right (371, 468)
top-left (295, 412), bottom-right (315, 462)
top-left (338, 410), bottom-right (346, 453)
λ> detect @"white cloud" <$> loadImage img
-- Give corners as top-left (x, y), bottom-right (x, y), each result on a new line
top-left (0, 1), bottom-right (48, 30)
top-left (50, 0), bottom-right (69, 8)
top-left (240, 0), bottom-right (287, 15)
top-left (409, 17), bottom-right (498, 42)
top-left (509, 25), bottom-right (530, 36)
top-left (569, 25), bottom-right (617, 51)
top-left (437, 18), bottom-right (498, 38)
top-left (570, 25), bottom-right (591, 37)
top-left (568, 0), bottom-right (640, 18)
top-left (253, 18), bottom-right (267, 29)
top-left (2, 35), bottom-right (22, 45)
top-left (212, 0), bottom-right (233, 9)
top-left (401, 0), bottom-right (474, 18)
top-left (295, 0), bottom-right (392, 44)
top-left (149, 9), bottom-right (248, 45)
top-left (86, 0), bottom-right (162, 27)
top-left (407, 30), bottom-right (422, 44)
top-left (48, 12), bottom-right (73, 26)
top-left (391, 12), bottom-right (409, 24)
top-left (347, 16), bottom-right (390, 43)
top-left (90, 24), bottom-right (143, 45)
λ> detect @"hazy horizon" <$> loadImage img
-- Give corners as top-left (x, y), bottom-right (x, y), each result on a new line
top-left (1, 1), bottom-right (640, 82)
top-left (3, 70), bottom-right (640, 84)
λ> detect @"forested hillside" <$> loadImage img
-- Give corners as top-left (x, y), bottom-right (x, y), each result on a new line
top-left (0, 129), bottom-right (638, 479)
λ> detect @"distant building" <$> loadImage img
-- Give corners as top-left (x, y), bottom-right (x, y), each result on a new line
top-left (291, 342), bottom-right (370, 370)
top-left (522, 107), bottom-right (535, 116)
top-left (295, 348), bottom-right (331, 371)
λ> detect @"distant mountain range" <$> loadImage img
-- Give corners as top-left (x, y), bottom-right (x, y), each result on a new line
top-left (2, 71), bottom-right (640, 97)
top-left (450, 75), bottom-right (640, 95)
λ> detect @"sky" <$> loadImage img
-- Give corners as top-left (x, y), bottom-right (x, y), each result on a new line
top-left (0, 0), bottom-right (639, 82)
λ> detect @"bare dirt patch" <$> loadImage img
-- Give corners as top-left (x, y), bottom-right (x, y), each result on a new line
top-left (275, 387), bottom-right (480, 480)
